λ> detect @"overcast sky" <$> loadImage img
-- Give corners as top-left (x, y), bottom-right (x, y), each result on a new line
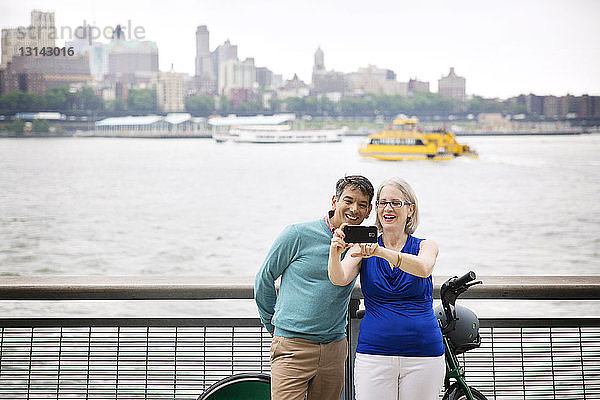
top-left (2, 0), bottom-right (599, 99)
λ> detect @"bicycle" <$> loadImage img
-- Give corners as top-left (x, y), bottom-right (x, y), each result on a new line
top-left (435, 271), bottom-right (488, 400)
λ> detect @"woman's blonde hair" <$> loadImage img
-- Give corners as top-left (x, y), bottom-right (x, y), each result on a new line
top-left (374, 177), bottom-right (419, 235)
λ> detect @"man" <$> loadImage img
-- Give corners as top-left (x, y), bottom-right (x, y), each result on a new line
top-left (254, 175), bottom-right (374, 400)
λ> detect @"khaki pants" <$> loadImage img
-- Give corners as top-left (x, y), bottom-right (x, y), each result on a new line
top-left (270, 335), bottom-right (348, 400)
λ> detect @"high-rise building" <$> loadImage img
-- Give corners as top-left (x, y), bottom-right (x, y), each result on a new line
top-left (65, 25), bottom-right (93, 55)
top-left (256, 67), bottom-right (273, 89)
top-left (576, 95), bottom-right (595, 118)
top-left (313, 47), bottom-right (325, 73)
top-left (89, 43), bottom-right (109, 81)
top-left (591, 96), bottom-right (600, 118)
top-left (311, 47), bottom-right (345, 94)
top-left (1, 10), bottom-right (56, 69)
top-left (192, 25), bottom-right (216, 95)
top-left (1, 29), bottom-right (25, 70)
top-left (65, 24), bottom-right (109, 81)
top-left (195, 25), bottom-right (214, 79)
top-left (543, 95), bottom-right (560, 119)
top-left (438, 67), bottom-right (466, 99)
top-left (211, 40), bottom-right (238, 83)
top-left (108, 25), bottom-right (159, 86)
top-left (154, 70), bottom-right (184, 112)
top-left (218, 57), bottom-right (256, 96)
top-left (525, 94), bottom-right (544, 117)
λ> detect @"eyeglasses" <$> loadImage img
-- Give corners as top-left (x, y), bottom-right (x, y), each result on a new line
top-left (376, 200), bottom-right (412, 209)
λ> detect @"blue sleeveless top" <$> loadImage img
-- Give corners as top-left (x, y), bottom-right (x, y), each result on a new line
top-left (356, 235), bottom-right (444, 357)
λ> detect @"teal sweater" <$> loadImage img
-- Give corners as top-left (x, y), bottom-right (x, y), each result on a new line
top-left (254, 218), bottom-right (356, 342)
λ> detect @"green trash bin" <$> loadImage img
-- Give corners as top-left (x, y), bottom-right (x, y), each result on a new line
top-left (197, 373), bottom-right (271, 400)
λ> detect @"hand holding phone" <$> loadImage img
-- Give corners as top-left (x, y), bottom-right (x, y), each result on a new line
top-left (342, 225), bottom-right (378, 243)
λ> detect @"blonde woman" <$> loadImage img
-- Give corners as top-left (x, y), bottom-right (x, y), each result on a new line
top-left (328, 178), bottom-right (445, 400)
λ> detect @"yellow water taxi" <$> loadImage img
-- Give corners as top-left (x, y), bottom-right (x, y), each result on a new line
top-left (359, 117), bottom-right (478, 161)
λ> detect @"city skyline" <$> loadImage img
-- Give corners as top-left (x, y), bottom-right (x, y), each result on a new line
top-left (2, 0), bottom-right (600, 99)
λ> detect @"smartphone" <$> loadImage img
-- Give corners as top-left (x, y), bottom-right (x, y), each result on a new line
top-left (343, 225), bottom-right (378, 243)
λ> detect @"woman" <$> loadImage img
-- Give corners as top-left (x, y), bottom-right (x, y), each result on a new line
top-left (328, 177), bottom-right (445, 400)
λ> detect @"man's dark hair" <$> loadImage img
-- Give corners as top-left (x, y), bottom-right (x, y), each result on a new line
top-left (335, 175), bottom-right (374, 203)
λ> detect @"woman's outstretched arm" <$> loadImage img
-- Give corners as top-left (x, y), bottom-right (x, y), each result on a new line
top-left (373, 239), bottom-right (439, 278)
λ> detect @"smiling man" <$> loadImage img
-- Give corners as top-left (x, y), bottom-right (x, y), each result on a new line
top-left (254, 175), bottom-right (374, 400)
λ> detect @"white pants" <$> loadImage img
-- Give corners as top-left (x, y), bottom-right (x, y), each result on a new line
top-left (354, 352), bottom-right (445, 400)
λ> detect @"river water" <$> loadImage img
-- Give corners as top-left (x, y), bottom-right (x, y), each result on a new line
top-left (1, 134), bottom-right (599, 318)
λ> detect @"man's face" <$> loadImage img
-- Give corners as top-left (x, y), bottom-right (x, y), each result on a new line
top-left (331, 186), bottom-right (372, 228)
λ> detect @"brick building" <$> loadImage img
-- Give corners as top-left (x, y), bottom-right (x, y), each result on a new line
top-left (1, 55), bottom-right (92, 95)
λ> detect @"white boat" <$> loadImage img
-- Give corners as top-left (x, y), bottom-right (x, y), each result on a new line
top-left (214, 124), bottom-right (344, 143)
top-left (209, 114), bottom-right (344, 143)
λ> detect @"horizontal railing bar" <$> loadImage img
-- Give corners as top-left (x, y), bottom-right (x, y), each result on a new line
top-left (0, 318), bottom-right (264, 328)
top-left (0, 275), bottom-right (599, 300)
top-left (480, 318), bottom-right (600, 328)
top-left (1, 317), bottom-right (600, 328)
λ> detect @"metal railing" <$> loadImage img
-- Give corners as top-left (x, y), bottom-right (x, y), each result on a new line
top-left (463, 322), bottom-right (600, 399)
top-left (1, 275), bottom-right (599, 400)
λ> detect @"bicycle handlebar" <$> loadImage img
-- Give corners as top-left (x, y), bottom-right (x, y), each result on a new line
top-left (452, 271), bottom-right (477, 288)
top-left (439, 270), bottom-right (482, 334)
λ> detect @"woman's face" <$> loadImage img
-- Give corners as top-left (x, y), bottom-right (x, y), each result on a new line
top-left (377, 185), bottom-right (413, 231)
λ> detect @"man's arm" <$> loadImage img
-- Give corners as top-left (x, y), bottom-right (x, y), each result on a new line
top-left (254, 225), bottom-right (300, 334)
top-left (328, 224), bottom-right (362, 286)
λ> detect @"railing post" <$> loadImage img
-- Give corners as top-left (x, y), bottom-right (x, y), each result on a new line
top-left (344, 298), bottom-right (360, 400)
